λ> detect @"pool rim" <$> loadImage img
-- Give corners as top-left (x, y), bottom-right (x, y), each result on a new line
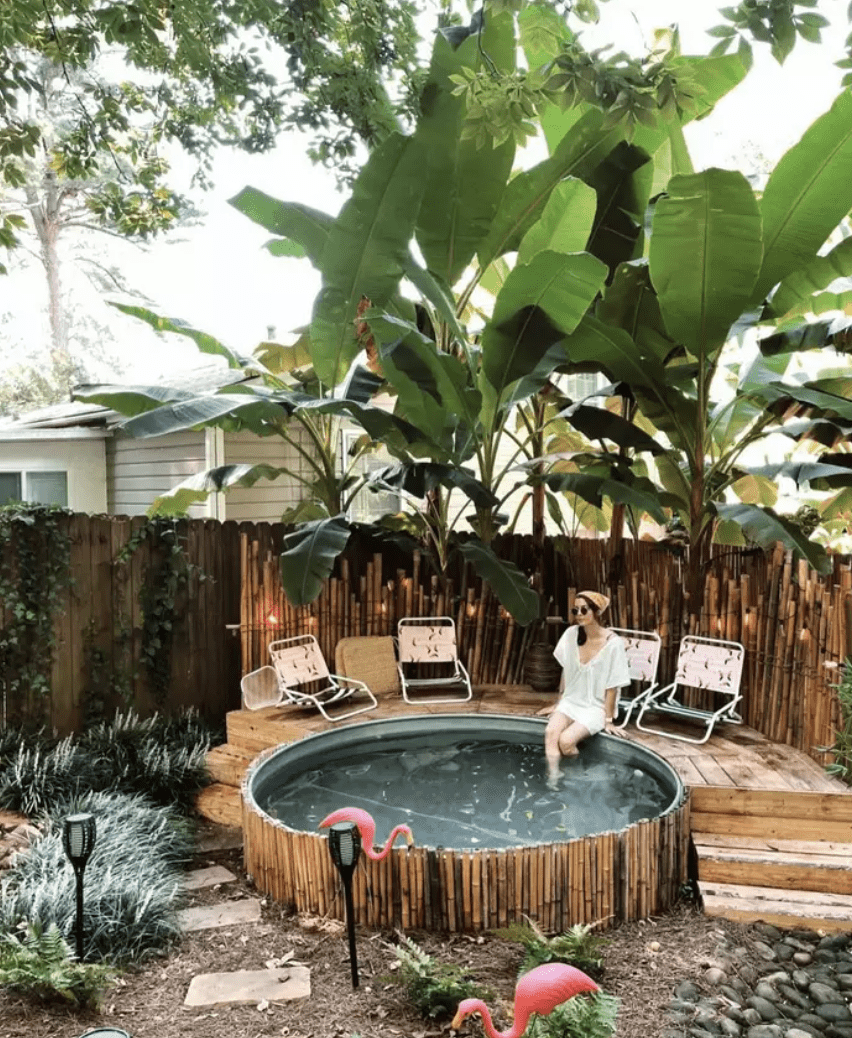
top-left (242, 712), bottom-right (686, 850)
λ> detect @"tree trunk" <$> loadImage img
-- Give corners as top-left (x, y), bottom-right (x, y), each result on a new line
top-left (26, 174), bottom-right (72, 379)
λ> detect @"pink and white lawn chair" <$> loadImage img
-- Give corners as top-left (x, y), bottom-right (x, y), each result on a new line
top-left (240, 634), bottom-right (377, 721)
top-left (608, 627), bottom-right (662, 729)
top-left (396, 617), bottom-right (472, 704)
top-left (635, 634), bottom-right (745, 744)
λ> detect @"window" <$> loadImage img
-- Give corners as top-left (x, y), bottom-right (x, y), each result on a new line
top-left (564, 370), bottom-right (609, 404)
top-left (0, 471), bottom-right (67, 507)
top-left (340, 432), bottom-right (400, 523)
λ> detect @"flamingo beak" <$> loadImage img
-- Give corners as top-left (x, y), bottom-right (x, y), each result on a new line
top-left (450, 1011), bottom-right (463, 1030)
top-left (405, 829), bottom-right (415, 848)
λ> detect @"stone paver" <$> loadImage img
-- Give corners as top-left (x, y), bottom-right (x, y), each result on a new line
top-left (184, 966), bottom-right (311, 1006)
top-left (178, 898), bottom-right (262, 932)
top-left (182, 865), bottom-right (237, 891)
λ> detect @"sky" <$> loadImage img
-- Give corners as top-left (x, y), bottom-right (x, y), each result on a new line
top-left (2, 0), bottom-right (851, 381)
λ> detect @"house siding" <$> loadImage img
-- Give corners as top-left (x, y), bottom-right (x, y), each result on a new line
top-left (0, 436), bottom-right (107, 513)
top-left (222, 427), bottom-right (319, 523)
top-left (107, 429), bottom-right (208, 517)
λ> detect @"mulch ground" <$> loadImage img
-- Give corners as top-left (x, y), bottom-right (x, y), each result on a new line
top-left (0, 832), bottom-right (761, 1038)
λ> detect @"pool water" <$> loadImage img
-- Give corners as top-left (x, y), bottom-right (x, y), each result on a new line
top-left (263, 735), bottom-right (671, 849)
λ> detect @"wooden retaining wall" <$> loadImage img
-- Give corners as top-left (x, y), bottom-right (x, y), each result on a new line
top-left (242, 779), bottom-right (691, 933)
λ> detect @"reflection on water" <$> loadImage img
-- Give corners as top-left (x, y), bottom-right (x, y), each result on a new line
top-left (264, 738), bottom-right (671, 850)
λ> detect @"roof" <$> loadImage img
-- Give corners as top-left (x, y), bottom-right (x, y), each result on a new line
top-left (0, 363), bottom-right (252, 434)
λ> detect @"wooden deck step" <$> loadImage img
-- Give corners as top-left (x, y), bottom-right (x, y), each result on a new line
top-left (694, 833), bottom-right (852, 894)
top-left (699, 879), bottom-right (852, 933)
top-left (206, 744), bottom-right (255, 787)
top-left (196, 782), bottom-right (242, 828)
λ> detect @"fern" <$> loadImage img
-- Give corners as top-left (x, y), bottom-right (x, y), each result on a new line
top-left (391, 933), bottom-right (492, 1021)
top-left (494, 917), bottom-right (606, 980)
top-left (0, 920), bottom-right (117, 1008)
top-left (526, 992), bottom-right (620, 1038)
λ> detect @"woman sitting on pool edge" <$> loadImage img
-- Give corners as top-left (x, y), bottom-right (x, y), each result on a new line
top-left (537, 591), bottom-right (631, 785)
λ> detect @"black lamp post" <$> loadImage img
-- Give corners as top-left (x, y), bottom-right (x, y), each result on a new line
top-left (62, 812), bottom-right (96, 961)
top-left (327, 820), bottom-right (362, 989)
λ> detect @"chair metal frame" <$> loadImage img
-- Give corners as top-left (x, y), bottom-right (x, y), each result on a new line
top-left (396, 616), bottom-right (473, 704)
top-left (635, 634), bottom-right (745, 744)
top-left (240, 634), bottom-right (377, 721)
top-left (608, 627), bottom-right (662, 729)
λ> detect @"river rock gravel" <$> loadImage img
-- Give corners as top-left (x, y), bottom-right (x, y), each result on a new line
top-left (660, 922), bottom-right (852, 1038)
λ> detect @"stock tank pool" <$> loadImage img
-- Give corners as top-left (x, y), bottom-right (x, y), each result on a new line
top-left (242, 714), bottom-right (689, 932)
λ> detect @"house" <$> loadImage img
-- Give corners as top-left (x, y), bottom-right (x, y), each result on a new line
top-left (0, 367), bottom-right (328, 522)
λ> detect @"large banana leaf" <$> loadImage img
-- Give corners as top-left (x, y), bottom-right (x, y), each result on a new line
top-left (598, 261), bottom-right (682, 366)
top-left (455, 540), bottom-right (540, 626)
top-left (715, 503), bottom-right (831, 574)
top-left (376, 462), bottom-right (498, 508)
top-left (414, 12), bottom-right (516, 287)
top-left (476, 109), bottom-right (621, 269)
top-left (649, 169), bottom-right (763, 359)
top-left (146, 464), bottom-right (290, 516)
top-left (558, 402), bottom-right (667, 455)
top-left (515, 179), bottom-right (597, 266)
top-left (76, 383), bottom-right (198, 416)
top-left (751, 460), bottom-right (852, 489)
top-left (311, 132), bottom-right (427, 388)
top-left (401, 256), bottom-right (467, 343)
top-left (368, 312), bottom-right (482, 442)
top-left (558, 313), bottom-right (666, 391)
top-left (543, 470), bottom-right (670, 525)
top-left (759, 314), bottom-right (852, 355)
top-left (755, 90), bottom-right (852, 303)
top-left (110, 304), bottom-right (256, 370)
top-left (481, 251), bottom-right (607, 398)
top-left (119, 392), bottom-right (301, 438)
top-left (228, 187), bottom-right (333, 268)
top-left (279, 516), bottom-right (352, 606)
top-left (294, 397), bottom-right (425, 448)
top-left (770, 236), bottom-right (852, 319)
top-left (584, 142), bottom-right (654, 276)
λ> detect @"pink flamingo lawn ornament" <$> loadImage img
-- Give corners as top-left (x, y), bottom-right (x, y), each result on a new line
top-left (451, 962), bottom-right (600, 1038)
top-left (318, 807), bottom-right (415, 860)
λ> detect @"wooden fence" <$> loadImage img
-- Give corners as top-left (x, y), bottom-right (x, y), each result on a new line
top-left (1, 513), bottom-right (246, 733)
top-left (3, 513), bottom-right (852, 762)
top-left (239, 527), bottom-right (852, 766)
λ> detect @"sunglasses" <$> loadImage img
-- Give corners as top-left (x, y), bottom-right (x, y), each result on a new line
top-left (571, 605), bottom-right (591, 616)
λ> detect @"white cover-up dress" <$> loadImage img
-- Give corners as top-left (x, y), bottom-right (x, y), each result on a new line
top-left (552, 625), bottom-right (631, 735)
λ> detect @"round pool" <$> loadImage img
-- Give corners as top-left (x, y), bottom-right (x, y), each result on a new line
top-left (242, 714), bottom-right (690, 932)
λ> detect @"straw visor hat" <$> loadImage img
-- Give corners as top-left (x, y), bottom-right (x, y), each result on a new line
top-left (577, 590), bottom-right (610, 614)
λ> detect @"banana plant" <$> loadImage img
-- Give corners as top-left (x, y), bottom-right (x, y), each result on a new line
top-left (545, 90), bottom-right (852, 608)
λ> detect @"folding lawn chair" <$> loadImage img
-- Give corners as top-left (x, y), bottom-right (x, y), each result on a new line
top-left (396, 616), bottom-right (473, 704)
top-left (635, 634), bottom-right (745, 744)
top-left (240, 634), bottom-right (378, 721)
top-left (608, 627), bottom-right (662, 729)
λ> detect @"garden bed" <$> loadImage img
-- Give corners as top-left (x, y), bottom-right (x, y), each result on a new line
top-left (0, 828), bottom-right (768, 1038)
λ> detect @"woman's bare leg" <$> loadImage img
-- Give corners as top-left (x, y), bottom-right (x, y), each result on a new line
top-left (558, 720), bottom-right (591, 757)
top-left (544, 712), bottom-right (569, 782)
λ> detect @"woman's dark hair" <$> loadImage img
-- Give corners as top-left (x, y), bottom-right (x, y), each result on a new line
top-left (576, 594), bottom-right (602, 646)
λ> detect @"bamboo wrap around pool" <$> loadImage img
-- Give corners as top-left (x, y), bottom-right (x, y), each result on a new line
top-left (241, 717), bottom-right (690, 932)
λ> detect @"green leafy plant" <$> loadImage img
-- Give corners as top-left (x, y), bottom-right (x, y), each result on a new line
top-left (822, 658), bottom-right (852, 784)
top-left (390, 932), bottom-right (492, 1021)
top-left (0, 708), bottom-right (213, 817)
top-left (0, 920), bottom-right (117, 1008)
top-left (1, 790), bottom-right (192, 963)
top-left (495, 917), bottom-right (606, 981)
top-left (117, 519), bottom-right (206, 705)
top-left (526, 991), bottom-right (620, 1038)
top-left (0, 503), bottom-right (72, 726)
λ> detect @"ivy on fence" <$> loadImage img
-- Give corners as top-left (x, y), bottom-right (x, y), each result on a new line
top-left (0, 503), bottom-right (72, 726)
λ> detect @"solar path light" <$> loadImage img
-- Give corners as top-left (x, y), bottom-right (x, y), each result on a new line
top-left (326, 820), bottom-right (362, 988)
top-left (78, 1029), bottom-right (133, 1038)
top-left (62, 812), bottom-right (96, 960)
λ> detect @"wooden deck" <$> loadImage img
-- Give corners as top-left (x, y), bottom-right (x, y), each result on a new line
top-left (200, 683), bottom-right (852, 931)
